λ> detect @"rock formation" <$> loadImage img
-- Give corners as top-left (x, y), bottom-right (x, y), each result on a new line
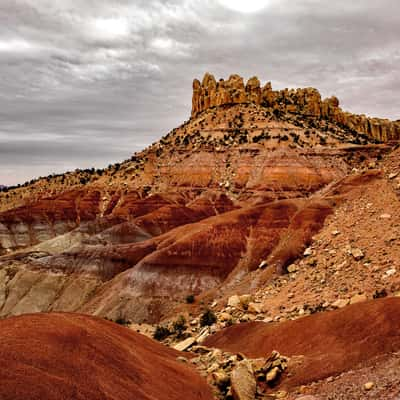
top-left (192, 73), bottom-right (400, 142)
top-left (204, 297), bottom-right (400, 388)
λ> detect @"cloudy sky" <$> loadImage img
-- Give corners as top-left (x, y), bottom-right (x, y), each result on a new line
top-left (0, 0), bottom-right (399, 185)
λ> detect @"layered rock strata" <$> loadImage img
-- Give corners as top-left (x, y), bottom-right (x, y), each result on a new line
top-left (192, 73), bottom-right (400, 142)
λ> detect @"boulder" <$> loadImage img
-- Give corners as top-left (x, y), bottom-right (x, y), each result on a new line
top-left (350, 248), bottom-right (364, 261)
top-left (247, 302), bottom-right (262, 314)
top-left (303, 247), bottom-right (313, 257)
top-left (239, 295), bottom-right (253, 308)
top-left (173, 337), bottom-right (196, 352)
top-left (219, 312), bottom-right (232, 322)
top-left (350, 293), bottom-right (367, 305)
top-left (332, 299), bottom-right (349, 309)
top-left (364, 382), bottom-right (374, 391)
top-left (231, 360), bottom-right (256, 400)
top-left (228, 295), bottom-right (241, 308)
top-left (287, 264), bottom-right (298, 273)
top-left (265, 366), bottom-right (281, 383)
top-left (212, 371), bottom-right (230, 388)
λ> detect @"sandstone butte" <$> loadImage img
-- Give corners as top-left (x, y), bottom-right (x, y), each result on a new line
top-left (192, 73), bottom-right (400, 142)
top-left (0, 73), bottom-right (399, 399)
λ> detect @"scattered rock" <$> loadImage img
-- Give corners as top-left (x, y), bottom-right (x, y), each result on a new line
top-left (304, 247), bottom-right (313, 257)
top-left (228, 295), bottom-right (241, 308)
top-left (173, 337), bottom-right (196, 352)
top-left (364, 381), bottom-right (374, 391)
top-left (212, 371), bottom-right (230, 388)
top-left (239, 295), bottom-right (253, 308)
top-left (350, 293), bottom-right (367, 305)
top-left (350, 248), bottom-right (364, 261)
top-left (287, 264), bottom-right (298, 273)
top-left (265, 366), bottom-right (280, 383)
top-left (332, 299), bottom-right (349, 309)
top-left (196, 327), bottom-right (211, 343)
top-left (385, 268), bottom-right (397, 277)
top-left (219, 312), bottom-right (233, 322)
top-left (258, 260), bottom-right (268, 269)
top-left (231, 360), bottom-right (256, 400)
top-left (247, 302), bottom-right (262, 314)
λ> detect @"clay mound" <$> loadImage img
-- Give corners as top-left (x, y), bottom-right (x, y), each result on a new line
top-left (111, 193), bottom-right (183, 218)
top-left (74, 198), bottom-right (333, 322)
top-left (204, 297), bottom-right (400, 387)
top-left (0, 313), bottom-right (213, 400)
top-left (0, 188), bottom-right (104, 253)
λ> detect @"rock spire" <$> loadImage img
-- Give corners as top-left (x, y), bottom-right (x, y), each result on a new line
top-left (191, 73), bottom-right (400, 142)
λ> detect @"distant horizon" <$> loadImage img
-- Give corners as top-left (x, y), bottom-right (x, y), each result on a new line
top-left (1, 0), bottom-right (399, 185)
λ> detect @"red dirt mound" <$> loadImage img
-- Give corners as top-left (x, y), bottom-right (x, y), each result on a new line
top-left (204, 297), bottom-right (400, 387)
top-left (0, 313), bottom-right (213, 400)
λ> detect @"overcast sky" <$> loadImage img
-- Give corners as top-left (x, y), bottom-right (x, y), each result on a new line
top-left (0, 0), bottom-right (399, 185)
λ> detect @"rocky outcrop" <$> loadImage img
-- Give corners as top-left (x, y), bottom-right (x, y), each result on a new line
top-left (230, 360), bottom-right (257, 400)
top-left (190, 347), bottom-right (288, 399)
top-left (204, 297), bottom-right (400, 388)
top-left (192, 73), bottom-right (400, 142)
top-left (0, 188), bottom-right (103, 254)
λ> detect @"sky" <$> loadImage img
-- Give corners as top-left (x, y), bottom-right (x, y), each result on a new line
top-left (0, 0), bottom-right (399, 185)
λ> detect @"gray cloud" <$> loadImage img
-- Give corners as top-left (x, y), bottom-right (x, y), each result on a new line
top-left (0, 0), bottom-right (399, 185)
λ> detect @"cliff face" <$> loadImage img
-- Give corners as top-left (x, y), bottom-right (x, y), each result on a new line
top-left (192, 73), bottom-right (400, 142)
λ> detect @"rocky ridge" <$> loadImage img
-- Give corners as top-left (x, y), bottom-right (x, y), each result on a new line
top-left (192, 73), bottom-right (400, 143)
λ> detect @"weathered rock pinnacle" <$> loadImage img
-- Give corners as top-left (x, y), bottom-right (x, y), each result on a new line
top-left (191, 73), bottom-right (400, 142)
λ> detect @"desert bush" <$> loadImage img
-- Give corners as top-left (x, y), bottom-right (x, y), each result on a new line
top-left (153, 325), bottom-right (171, 341)
top-left (173, 315), bottom-right (187, 337)
top-left (200, 309), bottom-right (217, 327)
top-left (186, 294), bottom-right (195, 304)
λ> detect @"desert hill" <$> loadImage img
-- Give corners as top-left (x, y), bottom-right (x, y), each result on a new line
top-left (0, 73), bottom-right (399, 398)
top-left (1, 74), bottom-right (398, 213)
top-left (0, 312), bottom-right (213, 400)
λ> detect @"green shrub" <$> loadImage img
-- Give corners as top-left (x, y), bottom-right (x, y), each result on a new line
top-left (186, 294), bottom-right (195, 304)
top-left (173, 315), bottom-right (187, 337)
top-left (115, 317), bottom-right (129, 326)
top-left (200, 309), bottom-right (217, 327)
top-left (153, 325), bottom-right (171, 341)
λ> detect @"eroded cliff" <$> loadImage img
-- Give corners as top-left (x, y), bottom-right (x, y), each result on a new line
top-left (192, 73), bottom-right (400, 142)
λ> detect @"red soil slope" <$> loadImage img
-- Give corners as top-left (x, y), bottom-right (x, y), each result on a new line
top-left (204, 297), bottom-right (400, 388)
top-left (0, 313), bottom-right (213, 400)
